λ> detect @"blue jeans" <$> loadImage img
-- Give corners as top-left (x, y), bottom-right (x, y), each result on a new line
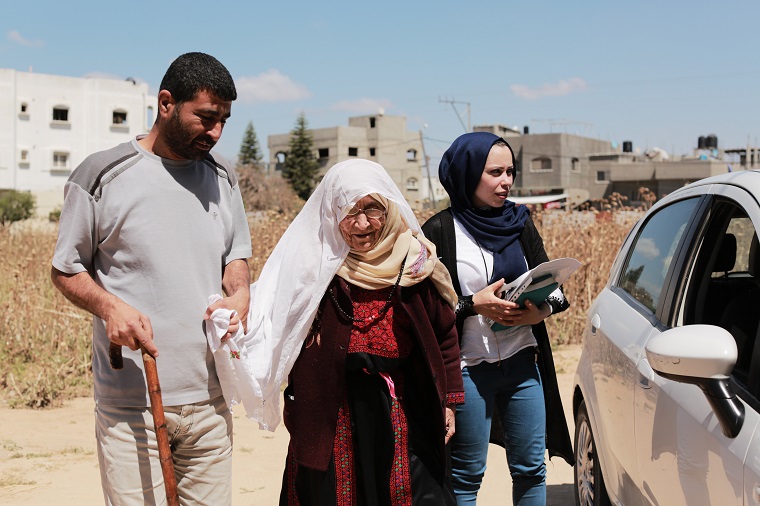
top-left (451, 347), bottom-right (546, 505)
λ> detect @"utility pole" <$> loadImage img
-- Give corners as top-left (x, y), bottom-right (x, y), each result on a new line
top-left (419, 130), bottom-right (436, 209)
top-left (439, 97), bottom-right (471, 133)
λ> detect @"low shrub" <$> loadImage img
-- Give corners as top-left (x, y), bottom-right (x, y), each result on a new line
top-left (0, 190), bottom-right (36, 224)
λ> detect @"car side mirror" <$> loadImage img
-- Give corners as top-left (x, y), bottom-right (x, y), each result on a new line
top-left (645, 325), bottom-right (744, 438)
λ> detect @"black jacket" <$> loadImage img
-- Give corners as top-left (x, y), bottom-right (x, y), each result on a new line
top-left (422, 208), bottom-right (575, 466)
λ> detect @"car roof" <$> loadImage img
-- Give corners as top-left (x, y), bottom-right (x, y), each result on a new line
top-left (653, 169), bottom-right (760, 209)
top-left (679, 169), bottom-right (760, 194)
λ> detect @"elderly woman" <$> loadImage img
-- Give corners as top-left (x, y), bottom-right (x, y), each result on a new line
top-left (422, 132), bottom-right (574, 505)
top-left (246, 159), bottom-right (463, 505)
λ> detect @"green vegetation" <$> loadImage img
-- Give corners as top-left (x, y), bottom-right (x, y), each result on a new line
top-left (238, 121), bottom-right (264, 169)
top-left (282, 113), bottom-right (320, 200)
top-left (0, 190), bottom-right (36, 224)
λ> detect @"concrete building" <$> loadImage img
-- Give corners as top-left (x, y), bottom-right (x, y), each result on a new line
top-left (0, 69), bottom-right (152, 215)
top-left (588, 151), bottom-right (736, 203)
top-left (268, 114), bottom-right (430, 207)
top-left (474, 124), bottom-right (757, 209)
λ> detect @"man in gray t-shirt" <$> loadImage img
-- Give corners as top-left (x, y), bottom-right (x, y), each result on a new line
top-left (51, 52), bottom-right (252, 504)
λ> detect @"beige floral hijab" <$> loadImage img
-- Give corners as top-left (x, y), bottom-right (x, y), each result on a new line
top-left (338, 194), bottom-right (456, 307)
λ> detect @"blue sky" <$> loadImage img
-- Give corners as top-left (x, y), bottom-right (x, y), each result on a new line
top-left (3, 1), bottom-right (758, 168)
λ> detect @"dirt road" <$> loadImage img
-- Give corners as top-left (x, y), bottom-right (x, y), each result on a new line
top-left (0, 345), bottom-right (581, 505)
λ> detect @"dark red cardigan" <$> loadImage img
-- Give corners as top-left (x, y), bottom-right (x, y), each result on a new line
top-left (283, 275), bottom-right (463, 472)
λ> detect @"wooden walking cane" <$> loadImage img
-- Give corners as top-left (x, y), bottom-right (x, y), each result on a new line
top-left (110, 343), bottom-right (180, 506)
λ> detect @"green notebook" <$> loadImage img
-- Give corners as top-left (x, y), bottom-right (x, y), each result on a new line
top-left (490, 275), bottom-right (558, 331)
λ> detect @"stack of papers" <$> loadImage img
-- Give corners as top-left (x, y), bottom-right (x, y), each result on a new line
top-left (490, 257), bottom-right (581, 331)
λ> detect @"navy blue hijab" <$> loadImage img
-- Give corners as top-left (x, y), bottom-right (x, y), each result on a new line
top-left (438, 132), bottom-right (529, 284)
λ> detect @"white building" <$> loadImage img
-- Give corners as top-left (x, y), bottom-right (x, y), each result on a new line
top-left (268, 114), bottom-right (438, 208)
top-left (0, 69), bottom-right (153, 215)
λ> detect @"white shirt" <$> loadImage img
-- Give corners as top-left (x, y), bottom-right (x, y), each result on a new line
top-left (453, 217), bottom-right (537, 368)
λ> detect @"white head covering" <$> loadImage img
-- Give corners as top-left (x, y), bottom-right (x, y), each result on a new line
top-left (246, 159), bottom-right (441, 430)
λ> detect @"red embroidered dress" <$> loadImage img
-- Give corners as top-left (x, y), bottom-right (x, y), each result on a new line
top-left (282, 281), bottom-right (460, 506)
top-left (333, 286), bottom-right (414, 506)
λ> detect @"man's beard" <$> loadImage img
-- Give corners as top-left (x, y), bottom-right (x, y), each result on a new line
top-left (161, 109), bottom-right (216, 161)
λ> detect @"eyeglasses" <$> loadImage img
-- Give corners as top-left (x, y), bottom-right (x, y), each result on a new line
top-left (344, 206), bottom-right (387, 220)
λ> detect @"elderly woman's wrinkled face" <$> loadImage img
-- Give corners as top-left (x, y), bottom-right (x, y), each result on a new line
top-left (472, 144), bottom-right (515, 208)
top-left (339, 195), bottom-right (387, 251)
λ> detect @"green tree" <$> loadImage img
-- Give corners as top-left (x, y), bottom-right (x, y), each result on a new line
top-left (282, 113), bottom-right (320, 200)
top-left (238, 121), bottom-right (263, 168)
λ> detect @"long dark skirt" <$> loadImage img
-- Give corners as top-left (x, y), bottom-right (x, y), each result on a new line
top-left (280, 356), bottom-right (454, 506)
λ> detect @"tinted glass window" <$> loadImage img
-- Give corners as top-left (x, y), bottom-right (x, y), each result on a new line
top-left (619, 198), bottom-right (699, 312)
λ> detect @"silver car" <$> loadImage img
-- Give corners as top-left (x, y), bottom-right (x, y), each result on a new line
top-left (573, 170), bottom-right (760, 505)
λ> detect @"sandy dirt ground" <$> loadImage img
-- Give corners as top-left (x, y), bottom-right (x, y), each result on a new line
top-left (0, 345), bottom-right (581, 505)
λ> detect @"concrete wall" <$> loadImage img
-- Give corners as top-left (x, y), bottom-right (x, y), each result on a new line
top-left (594, 156), bottom-right (732, 202)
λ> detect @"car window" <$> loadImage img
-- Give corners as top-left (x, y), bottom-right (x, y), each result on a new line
top-left (618, 198), bottom-right (699, 313)
top-left (713, 216), bottom-right (755, 277)
top-left (679, 199), bottom-right (760, 388)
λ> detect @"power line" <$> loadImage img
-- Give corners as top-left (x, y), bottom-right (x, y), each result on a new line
top-left (438, 97), bottom-right (471, 133)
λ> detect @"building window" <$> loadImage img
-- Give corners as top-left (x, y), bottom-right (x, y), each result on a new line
top-left (596, 170), bottom-right (609, 183)
top-left (19, 149), bottom-right (30, 167)
top-left (112, 110), bottom-right (128, 125)
top-left (275, 152), bottom-right (286, 171)
top-left (571, 157), bottom-right (580, 172)
top-left (20, 102), bottom-right (29, 114)
top-left (52, 106), bottom-right (69, 122)
top-left (348, 147), bottom-right (358, 157)
top-left (52, 151), bottom-right (70, 170)
top-left (369, 147), bottom-right (376, 157)
top-left (146, 106), bottom-right (155, 129)
top-left (318, 148), bottom-right (329, 158)
top-left (407, 149), bottom-right (417, 161)
top-left (530, 157), bottom-right (552, 172)
top-left (406, 177), bottom-right (419, 191)
top-left (370, 117), bottom-right (376, 128)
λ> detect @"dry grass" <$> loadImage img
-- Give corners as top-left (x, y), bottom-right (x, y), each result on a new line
top-left (0, 226), bottom-right (92, 408)
top-left (0, 201), bottom-right (638, 408)
top-left (534, 211), bottom-right (636, 345)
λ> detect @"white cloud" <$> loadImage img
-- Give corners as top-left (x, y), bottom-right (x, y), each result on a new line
top-left (7, 30), bottom-right (43, 48)
top-left (636, 238), bottom-right (660, 260)
top-left (330, 98), bottom-right (393, 114)
top-left (236, 70), bottom-right (310, 104)
top-left (511, 77), bottom-right (587, 100)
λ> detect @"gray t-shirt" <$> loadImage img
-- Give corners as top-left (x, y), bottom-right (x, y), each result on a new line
top-left (52, 137), bottom-right (252, 407)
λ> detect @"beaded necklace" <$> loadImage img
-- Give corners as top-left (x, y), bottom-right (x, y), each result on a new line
top-left (329, 255), bottom-right (408, 324)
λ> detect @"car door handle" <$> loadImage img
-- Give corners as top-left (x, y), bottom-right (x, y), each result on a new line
top-left (591, 314), bottom-right (601, 335)
top-left (637, 357), bottom-right (654, 389)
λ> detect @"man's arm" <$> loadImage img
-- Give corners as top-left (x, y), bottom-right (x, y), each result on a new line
top-left (50, 267), bottom-right (157, 355)
top-left (205, 259), bottom-right (251, 336)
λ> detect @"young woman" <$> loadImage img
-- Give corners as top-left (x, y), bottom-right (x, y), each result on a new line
top-left (422, 132), bottom-right (574, 505)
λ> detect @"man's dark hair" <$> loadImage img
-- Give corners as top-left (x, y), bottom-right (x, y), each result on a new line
top-left (159, 52), bottom-right (237, 104)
